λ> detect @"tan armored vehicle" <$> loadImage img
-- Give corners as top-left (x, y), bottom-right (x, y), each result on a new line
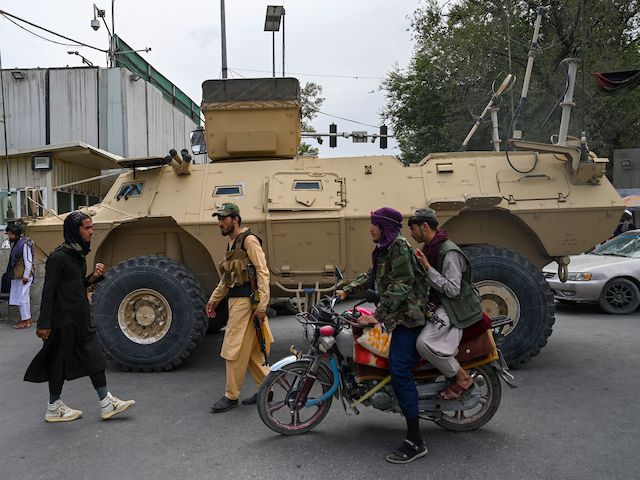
top-left (25, 73), bottom-right (623, 371)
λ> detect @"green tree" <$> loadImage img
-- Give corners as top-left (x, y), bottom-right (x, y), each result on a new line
top-left (382, 0), bottom-right (640, 164)
top-left (299, 82), bottom-right (325, 155)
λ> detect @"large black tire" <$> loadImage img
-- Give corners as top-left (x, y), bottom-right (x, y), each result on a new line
top-left (434, 365), bottom-right (502, 432)
top-left (464, 245), bottom-right (555, 367)
top-left (93, 256), bottom-right (208, 371)
top-left (598, 278), bottom-right (640, 314)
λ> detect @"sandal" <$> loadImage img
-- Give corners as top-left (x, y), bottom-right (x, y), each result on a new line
top-left (385, 439), bottom-right (428, 464)
top-left (439, 381), bottom-right (474, 400)
top-left (13, 320), bottom-right (32, 329)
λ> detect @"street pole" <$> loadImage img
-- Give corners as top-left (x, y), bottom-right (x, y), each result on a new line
top-left (110, 0), bottom-right (115, 67)
top-left (220, 0), bottom-right (228, 79)
top-left (281, 8), bottom-right (285, 77)
top-left (0, 48), bottom-right (14, 222)
top-left (272, 31), bottom-right (275, 77)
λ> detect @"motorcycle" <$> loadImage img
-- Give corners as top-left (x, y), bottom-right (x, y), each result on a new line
top-left (257, 288), bottom-right (517, 435)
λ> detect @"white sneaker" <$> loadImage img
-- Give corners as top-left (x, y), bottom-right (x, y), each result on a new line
top-left (100, 392), bottom-right (135, 420)
top-left (45, 400), bottom-right (83, 423)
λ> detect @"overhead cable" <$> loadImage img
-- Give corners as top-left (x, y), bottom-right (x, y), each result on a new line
top-left (0, 9), bottom-right (107, 52)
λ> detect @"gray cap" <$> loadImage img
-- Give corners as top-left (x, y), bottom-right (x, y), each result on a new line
top-left (411, 208), bottom-right (438, 223)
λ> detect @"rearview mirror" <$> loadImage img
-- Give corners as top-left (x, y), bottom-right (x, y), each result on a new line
top-left (190, 127), bottom-right (207, 155)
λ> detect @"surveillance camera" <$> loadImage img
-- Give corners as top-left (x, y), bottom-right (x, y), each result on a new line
top-left (91, 19), bottom-right (100, 31)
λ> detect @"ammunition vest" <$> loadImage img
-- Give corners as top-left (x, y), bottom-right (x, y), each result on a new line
top-left (435, 240), bottom-right (482, 329)
top-left (218, 229), bottom-right (261, 297)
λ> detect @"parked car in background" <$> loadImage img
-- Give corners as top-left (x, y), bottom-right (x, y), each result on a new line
top-left (543, 230), bottom-right (640, 314)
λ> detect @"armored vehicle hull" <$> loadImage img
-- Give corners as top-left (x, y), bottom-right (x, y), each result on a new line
top-left (27, 144), bottom-right (623, 371)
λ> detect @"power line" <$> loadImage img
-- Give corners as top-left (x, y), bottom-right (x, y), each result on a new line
top-left (317, 111), bottom-right (381, 129)
top-left (2, 14), bottom-right (83, 48)
top-left (0, 9), bottom-right (107, 52)
top-left (230, 67), bottom-right (382, 80)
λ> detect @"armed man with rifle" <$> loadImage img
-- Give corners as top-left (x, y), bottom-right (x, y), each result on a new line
top-left (206, 203), bottom-right (274, 413)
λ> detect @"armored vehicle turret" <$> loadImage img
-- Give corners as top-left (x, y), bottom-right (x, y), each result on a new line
top-left (25, 73), bottom-right (623, 371)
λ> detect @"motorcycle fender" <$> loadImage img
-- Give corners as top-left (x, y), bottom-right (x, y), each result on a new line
top-left (269, 355), bottom-right (300, 372)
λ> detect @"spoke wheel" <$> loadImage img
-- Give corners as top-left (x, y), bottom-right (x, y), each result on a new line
top-left (257, 360), bottom-right (333, 435)
top-left (434, 365), bottom-right (502, 432)
top-left (599, 278), bottom-right (640, 315)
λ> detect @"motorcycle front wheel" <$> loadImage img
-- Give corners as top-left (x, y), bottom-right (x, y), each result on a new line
top-left (434, 364), bottom-right (502, 432)
top-left (257, 360), bottom-right (334, 435)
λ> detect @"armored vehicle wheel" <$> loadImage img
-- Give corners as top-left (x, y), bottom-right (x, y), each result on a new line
top-left (464, 245), bottom-right (555, 367)
top-left (93, 256), bottom-right (208, 371)
top-left (598, 278), bottom-right (640, 315)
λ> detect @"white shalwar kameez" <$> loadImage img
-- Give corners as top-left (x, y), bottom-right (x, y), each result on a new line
top-left (9, 242), bottom-right (33, 320)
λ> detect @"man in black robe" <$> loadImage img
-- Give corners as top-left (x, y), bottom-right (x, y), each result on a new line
top-left (24, 211), bottom-right (135, 422)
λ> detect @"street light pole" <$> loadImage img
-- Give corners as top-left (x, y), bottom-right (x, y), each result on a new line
top-left (220, 0), bottom-right (228, 79)
top-left (111, 0), bottom-right (115, 67)
top-left (264, 6), bottom-right (284, 79)
top-left (272, 31), bottom-right (275, 78)
top-left (281, 8), bottom-right (285, 77)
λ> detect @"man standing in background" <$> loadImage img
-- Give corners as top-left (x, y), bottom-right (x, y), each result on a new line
top-left (5, 224), bottom-right (34, 329)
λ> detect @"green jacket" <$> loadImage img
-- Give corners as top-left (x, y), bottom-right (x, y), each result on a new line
top-left (434, 240), bottom-right (482, 329)
top-left (343, 235), bottom-right (426, 331)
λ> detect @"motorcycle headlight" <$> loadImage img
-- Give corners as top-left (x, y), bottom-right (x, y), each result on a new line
top-left (567, 272), bottom-right (592, 281)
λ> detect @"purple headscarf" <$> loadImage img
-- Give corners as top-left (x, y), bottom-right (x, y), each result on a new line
top-left (370, 207), bottom-right (403, 287)
top-left (371, 207), bottom-right (403, 252)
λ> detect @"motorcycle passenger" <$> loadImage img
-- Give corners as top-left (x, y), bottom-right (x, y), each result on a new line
top-left (337, 207), bottom-right (428, 464)
top-left (408, 208), bottom-right (482, 400)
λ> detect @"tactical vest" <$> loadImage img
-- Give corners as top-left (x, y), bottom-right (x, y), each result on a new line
top-left (435, 240), bottom-right (482, 329)
top-left (12, 238), bottom-right (35, 280)
top-left (218, 229), bottom-right (261, 297)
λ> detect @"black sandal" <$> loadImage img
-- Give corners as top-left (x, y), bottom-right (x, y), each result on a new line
top-left (385, 439), bottom-right (428, 464)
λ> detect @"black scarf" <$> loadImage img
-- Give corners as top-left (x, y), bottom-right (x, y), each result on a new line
top-left (62, 211), bottom-right (91, 256)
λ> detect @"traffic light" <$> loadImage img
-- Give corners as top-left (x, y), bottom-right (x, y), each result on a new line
top-left (329, 123), bottom-right (337, 148)
top-left (379, 125), bottom-right (388, 149)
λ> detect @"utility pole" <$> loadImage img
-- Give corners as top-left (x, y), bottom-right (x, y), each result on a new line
top-left (220, 0), bottom-right (228, 79)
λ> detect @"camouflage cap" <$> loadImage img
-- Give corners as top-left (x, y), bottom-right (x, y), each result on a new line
top-left (212, 203), bottom-right (240, 217)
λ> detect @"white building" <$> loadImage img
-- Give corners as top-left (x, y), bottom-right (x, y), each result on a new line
top-left (0, 66), bottom-right (200, 221)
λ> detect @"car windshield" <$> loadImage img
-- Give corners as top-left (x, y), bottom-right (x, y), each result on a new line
top-left (592, 233), bottom-right (640, 258)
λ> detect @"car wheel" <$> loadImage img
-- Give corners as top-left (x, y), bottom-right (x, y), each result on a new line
top-left (598, 278), bottom-right (640, 315)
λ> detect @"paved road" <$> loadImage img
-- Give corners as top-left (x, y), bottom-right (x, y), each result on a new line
top-left (1, 302), bottom-right (638, 480)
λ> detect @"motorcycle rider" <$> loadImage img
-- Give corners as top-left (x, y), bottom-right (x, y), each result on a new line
top-left (408, 208), bottom-right (482, 400)
top-left (337, 207), bottom-right (428, 464)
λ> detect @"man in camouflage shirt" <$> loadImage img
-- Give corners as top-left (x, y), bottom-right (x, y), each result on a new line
top-left (337, 207), bottom-right (428, 464)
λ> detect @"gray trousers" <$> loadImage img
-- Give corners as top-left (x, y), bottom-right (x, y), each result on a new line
top-left (416, 305), bottom-right (463, 378)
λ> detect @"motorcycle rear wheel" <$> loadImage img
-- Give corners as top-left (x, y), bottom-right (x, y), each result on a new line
top-left (434, 364), bottom-right (502, 432)
top-left (257, 360), bottom-right (334, 435)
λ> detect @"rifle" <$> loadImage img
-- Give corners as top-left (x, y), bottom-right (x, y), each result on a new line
top-left (248, 264), bottom-right (269, 366)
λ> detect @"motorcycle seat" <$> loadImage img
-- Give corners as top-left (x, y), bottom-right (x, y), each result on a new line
top-left (353, 329), bottom-right (499, 380)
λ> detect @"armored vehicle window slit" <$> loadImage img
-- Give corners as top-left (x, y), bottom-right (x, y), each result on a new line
top-left (213, 185), bottom-right (243, 196)
top-left (292, 180), bottom-right (322, 190)
top-left (116, 182), bottom-right (144, 201)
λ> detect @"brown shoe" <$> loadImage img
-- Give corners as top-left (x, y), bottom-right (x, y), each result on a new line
top-left (13, 319), bottom-right (32, 329)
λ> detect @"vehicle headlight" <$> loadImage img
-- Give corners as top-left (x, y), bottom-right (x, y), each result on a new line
top-left (567, 272), bottom-right (592, 281)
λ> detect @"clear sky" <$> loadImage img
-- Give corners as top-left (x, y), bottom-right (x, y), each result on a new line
top-left (0, 0), bottom-right (422, 158)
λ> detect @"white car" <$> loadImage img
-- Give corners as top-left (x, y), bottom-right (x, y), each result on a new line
top-left (543, 230), bottom-right (640, 314)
